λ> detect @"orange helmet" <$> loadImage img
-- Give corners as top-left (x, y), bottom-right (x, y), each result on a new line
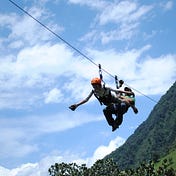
top-left (91, 77), bottom-right (101, 85)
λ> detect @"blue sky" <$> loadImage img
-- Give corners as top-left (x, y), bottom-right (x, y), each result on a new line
top-left (0, 0), bottom-right (176, 175)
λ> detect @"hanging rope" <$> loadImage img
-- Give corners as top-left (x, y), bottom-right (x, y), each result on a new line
top-left (8, 0), bottom-right (158, 104)
top-left (99, 64), bottom-right (106, 87)
top-left (114, 75), bottom-right (119, 89)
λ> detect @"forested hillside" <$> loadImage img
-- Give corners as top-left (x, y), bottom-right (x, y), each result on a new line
top-left (106, 81), bottom-right (176, 169)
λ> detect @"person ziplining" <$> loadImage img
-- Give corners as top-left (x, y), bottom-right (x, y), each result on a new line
top-left (69, 77), bottom-right (138, 132)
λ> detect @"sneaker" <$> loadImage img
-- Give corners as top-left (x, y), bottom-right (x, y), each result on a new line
top-left (112, 123), bottom-right (119, 132)
top-left (133, 107), bottom-right (138, 114)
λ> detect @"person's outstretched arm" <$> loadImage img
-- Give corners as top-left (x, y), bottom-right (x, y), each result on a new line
top-left (69, 90), bottom-right (94, 111)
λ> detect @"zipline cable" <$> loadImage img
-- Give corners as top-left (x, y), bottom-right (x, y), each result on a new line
top-left (8, 0), bottom-right (158, 104)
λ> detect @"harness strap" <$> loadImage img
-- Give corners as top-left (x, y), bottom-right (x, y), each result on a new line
top-left (93, 91), bottom-right (103, 105)
top-left (115, 75), bottom-right (119, 89)
top-left (93, 87), bottom-right (112, 106)
top-left (98, 64), bottom-right (105, 87)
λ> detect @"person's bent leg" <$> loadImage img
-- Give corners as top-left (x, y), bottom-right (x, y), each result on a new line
top-left (114, 103), bottom-right (127, 127)
top-left (114, 114), bottom-right (123, 127)
top-left (103, 105), bottom-right (114, 126)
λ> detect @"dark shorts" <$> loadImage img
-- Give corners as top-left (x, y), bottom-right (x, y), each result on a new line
top-left (104, 102), bottom-right (128, 115)
top-left (119, 102), bottom-right (128, 114)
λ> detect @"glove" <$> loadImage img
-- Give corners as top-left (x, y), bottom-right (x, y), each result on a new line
top-left (69, 104), bottom-right (77, 111)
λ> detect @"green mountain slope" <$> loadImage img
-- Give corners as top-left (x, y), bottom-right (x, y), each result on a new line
top-left (106, 81), bottom-right (176, 169)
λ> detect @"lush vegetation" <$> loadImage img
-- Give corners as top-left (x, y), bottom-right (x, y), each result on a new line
top-left (48, 158), bottom-right (176, 176)
top-left (155, 147), bottom-right (176, 170)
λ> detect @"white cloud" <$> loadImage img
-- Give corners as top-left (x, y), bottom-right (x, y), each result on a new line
top-left (8, 40), bottom-right (24, 49)
top-left (98, 1), bottom-right (153, 42)
top-left (100, 22), bottom-right (139, 43)
top-left (7, 6), bottom-right (63, 46)
top-left (0, 166), bottom-right (10, 176)
top-left (0, 154), bottom-right (78, 176)
top-left (160, 1), bottom-right (173, 11)
top-left (0, 111), bottom-right (102, 159)
top-left (0, 13), bottom-right (16, 27)
top-left (0, 3), bottom-right (64, 53)
top-left (0, 43), bottom-right (77, 109)
top-left (135, 54), bottom-right (176, 95)
top-left (68, 0), bottom-right (153, 44)
top-left (1, 162), bottom-right (45, 176)
top-left (0, 136), bottom-right (125, 176)
top-left (99, 1), bottom-right (153, 26)
top-left (10, 163), bottom-right (39, 176)
top-left (15, 43), bottom-right (73, 76)
top-left (86, 136), bottom-right (125, 166)
top-left (79, 1), bottom-right (153, 44)
top-left (68, 0), bottom-right (107, 10)
top-left (44, 88), bottom-right (63, 103)
top-left (98, 1), bottom-right (137, 25)
top-left (0, 136), bottom-right (38, 158)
